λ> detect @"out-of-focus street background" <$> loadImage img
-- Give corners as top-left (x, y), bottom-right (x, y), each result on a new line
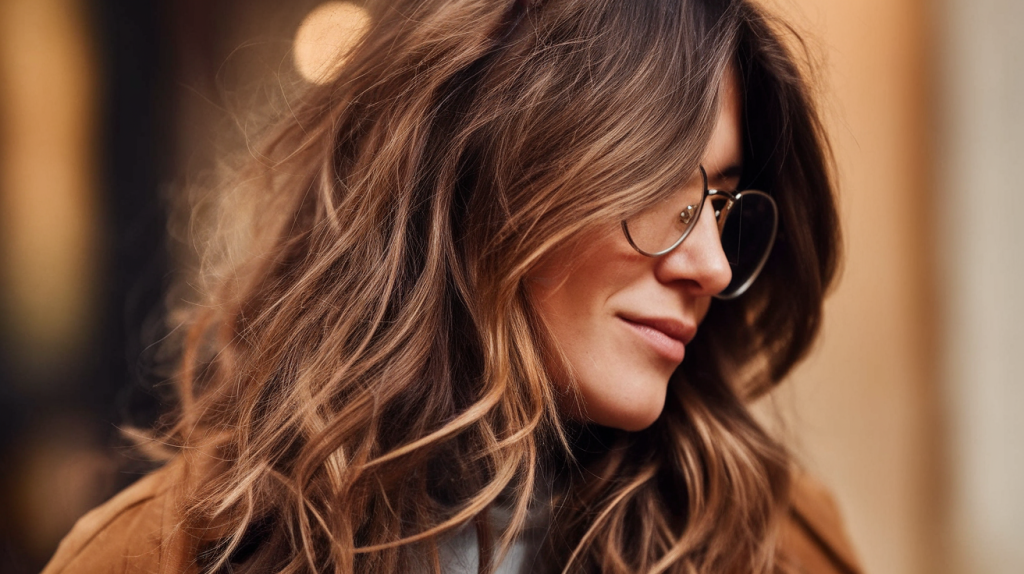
top-left (1, 0), bottom-right (1021, 572)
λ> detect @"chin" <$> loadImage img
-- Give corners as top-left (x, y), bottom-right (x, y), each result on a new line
top-left (585, 383), bottom-right (669, 432)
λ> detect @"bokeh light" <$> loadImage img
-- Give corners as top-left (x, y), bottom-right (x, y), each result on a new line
top-left (293, 1), bottom-right (370, 84)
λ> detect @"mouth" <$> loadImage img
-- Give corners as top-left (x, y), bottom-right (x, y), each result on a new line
top-left (617, 315), bottom-right (696, 364)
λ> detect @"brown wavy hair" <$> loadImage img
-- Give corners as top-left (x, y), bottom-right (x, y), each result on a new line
top-left (153, 0), bottom-right (840, 572)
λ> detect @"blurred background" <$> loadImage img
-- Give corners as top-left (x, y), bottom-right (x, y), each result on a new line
top-left (0, 0), bottom-right (1021, 572)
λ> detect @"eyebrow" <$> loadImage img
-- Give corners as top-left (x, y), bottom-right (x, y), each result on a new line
top-left (708, 163), bottom-right (744, 187)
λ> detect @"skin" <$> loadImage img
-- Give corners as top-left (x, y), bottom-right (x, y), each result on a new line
top-left (529, 69), bottom-right (743, 431)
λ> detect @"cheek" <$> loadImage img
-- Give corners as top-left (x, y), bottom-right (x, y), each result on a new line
top-left (526, 232), bottom-right (631, 382)
top-left (527, 230), bottom-right (634, 323)
top-left (527, 239), bottom-right (630, 374)
top-left (526, 230), bottom-right (677, 431)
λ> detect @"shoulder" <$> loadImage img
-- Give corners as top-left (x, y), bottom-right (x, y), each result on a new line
top-left (42, 458), bottom-right (199, 574)
top-left (778, 469), bottom-right (864, 574)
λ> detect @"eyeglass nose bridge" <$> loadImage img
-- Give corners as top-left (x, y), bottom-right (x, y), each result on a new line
top-left (707, 189), bottom-right (739, 236)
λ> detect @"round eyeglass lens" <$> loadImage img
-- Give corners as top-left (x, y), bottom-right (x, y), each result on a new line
top-left (716, 190), bottom-right (778, 298)
top-left (623, 176), bottom-right (706, 255)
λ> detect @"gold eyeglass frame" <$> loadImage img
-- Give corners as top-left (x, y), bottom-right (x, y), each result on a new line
top-left (620, 165), bottom-right (778, 299)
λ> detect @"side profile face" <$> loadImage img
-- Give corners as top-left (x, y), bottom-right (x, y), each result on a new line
top-left (528, 69), bottom-right (743, 431)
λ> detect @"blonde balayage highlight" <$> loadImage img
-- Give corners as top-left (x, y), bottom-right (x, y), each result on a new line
top-left (151, 0), bottom-right (840, 572)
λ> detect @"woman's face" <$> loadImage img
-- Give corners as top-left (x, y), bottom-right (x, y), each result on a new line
top-left (529, 70), bottom-right (742, 431)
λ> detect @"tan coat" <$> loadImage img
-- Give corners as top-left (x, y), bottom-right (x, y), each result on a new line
top-left (42, 458), bottom-right (863, 573)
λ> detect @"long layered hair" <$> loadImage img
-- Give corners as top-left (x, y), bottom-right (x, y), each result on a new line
top-left (155, 0), bottom-right (840, 572)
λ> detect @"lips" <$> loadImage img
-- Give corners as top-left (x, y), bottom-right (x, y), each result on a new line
top-left (618, 315), bottom-right (697, 364)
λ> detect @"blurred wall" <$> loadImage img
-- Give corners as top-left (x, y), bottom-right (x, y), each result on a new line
top-left (0, 0), bottom-right (106, 566)
top-left (0, 0), bottom-right (175, 570)
top-left (936, 0), bottom-right (1024, 572)
top-left (0, 0), bottom-right (100, 384)
top-left (756, 0), bottom-right (940, 573)
top-left (766, 0), bottom-right (1024, 573)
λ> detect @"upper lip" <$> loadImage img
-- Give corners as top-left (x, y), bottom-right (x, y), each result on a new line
top-left (618, 314), bottom-right (697, 344)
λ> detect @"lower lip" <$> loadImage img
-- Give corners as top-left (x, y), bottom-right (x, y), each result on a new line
top-left (620, 318), bottom-right (687, 363)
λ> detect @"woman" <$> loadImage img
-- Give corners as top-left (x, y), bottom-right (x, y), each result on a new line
top-left (45, 0), bottom-right (859, 572)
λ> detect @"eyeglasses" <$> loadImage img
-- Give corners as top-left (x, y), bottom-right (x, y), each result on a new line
top-left (621, 166), bottom-right (778, 299)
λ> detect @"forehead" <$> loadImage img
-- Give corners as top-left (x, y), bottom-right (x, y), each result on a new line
top-left (702, 66), bottom-right (744, 185)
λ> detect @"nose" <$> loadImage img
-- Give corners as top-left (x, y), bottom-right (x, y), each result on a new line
top-left (655, 197), bottom-right (732, 296)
